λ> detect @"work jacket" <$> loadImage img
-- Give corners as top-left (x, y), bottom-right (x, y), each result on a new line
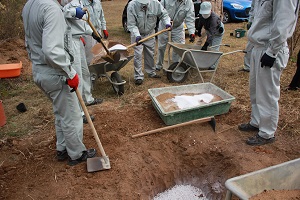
top-left (127, 0), bottom-right (170, 37)
top-left (22, 0), bottom-right (76, 79)
top-left (160, 0), bottom-right (195, 35)
top-left (248, 0), bottom-right (299, 57)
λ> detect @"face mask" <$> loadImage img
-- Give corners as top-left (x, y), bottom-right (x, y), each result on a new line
top-left (202, 13), bottom-right (211, 19)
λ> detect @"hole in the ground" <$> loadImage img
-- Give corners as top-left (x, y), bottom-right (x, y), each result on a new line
top-left (146, 150), bottom-right (238, 200)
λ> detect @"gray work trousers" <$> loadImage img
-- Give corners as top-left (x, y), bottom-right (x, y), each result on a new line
top-left (83, 34), bottom-right (97, 66)
top-left (207, 32), bottom-right (224, 69)
top-left (131, 32), bottom-right (156, 80)
top-left (73, 37), bottom-right (94, 105)
top-left (33, 71), bottom-right (86, 160)
top-left (156, 23), bottom-right (185, 70)
top-left (249, 44), bottom-right (289, 139)
top-left (243, 41), bottom-right (254, 71)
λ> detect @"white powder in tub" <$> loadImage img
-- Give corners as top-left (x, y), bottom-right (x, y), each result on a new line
top-left (153, 184), bottom-right (208, 200)
top-left (172, 93), bottom-right (214, 110)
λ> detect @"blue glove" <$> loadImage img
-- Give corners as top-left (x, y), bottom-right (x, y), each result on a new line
top-left (135, 36), bottom-right (142, 45)
top-left (260, 53), bottom-right (276, 68)
top-left (75, 7), bottom-right (86, 19)
top-left (166, 24), bottom-right (172, 30)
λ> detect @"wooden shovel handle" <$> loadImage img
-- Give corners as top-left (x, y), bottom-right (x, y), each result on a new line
top-left (126, 27), bottom-right (171, 49)
top-left (82, 8), bottom-right (110, 54)
top-left (131, 116), bottom-right (213, 138)
top-left (75, 89), bottom-right (107, 157)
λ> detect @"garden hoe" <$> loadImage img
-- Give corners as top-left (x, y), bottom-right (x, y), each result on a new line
top-left (82, 9), bottom-right (120, 63)
top-left (75, 89), bottom-right (111, 172)
top-left (132, 116), bottom-right (216, 138)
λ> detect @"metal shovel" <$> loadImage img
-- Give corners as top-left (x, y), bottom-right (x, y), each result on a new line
top-left (83, 9), bottom-right (120, 63)
top-left (75, 89), bottom-right (111, 172)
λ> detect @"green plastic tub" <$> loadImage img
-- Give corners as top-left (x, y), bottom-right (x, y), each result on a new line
top-left (235, 29), bottom-right (246, 38)
top-left (148, 83), bottom-right (235, 125)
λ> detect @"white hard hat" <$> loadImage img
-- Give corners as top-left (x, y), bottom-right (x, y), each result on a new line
top-left (199, 2), bottom-right (212, 15)
top-left (136, 0), bottom-right (150, 4)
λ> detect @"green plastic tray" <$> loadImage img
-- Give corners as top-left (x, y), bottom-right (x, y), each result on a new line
top-left (148, 83), bottom-right (235, 125)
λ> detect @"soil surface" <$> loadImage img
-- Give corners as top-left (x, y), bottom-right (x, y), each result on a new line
top-left (1, 33), bottom-right (300, 199)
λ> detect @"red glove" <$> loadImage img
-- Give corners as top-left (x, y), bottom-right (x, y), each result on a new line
top-left (189, 34), bottom-right (195, 43)
top-left (67, 73), bottom-right (79, 92)
top-left (80, 37), bottom-right (86, 46)
top-left (103, 30), bottom-right (108, 39)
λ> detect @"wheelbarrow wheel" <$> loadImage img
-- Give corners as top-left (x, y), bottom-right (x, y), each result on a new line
top-left (166, 62), bottom-right (188, 83)
top-left (111, 72), bottom-right (124, 96)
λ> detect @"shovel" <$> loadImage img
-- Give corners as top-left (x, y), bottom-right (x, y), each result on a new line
top-left (82, 9), bottom-right (120, 63)
top-left (75, 89), bottom-right (111, 172)
top-left (108, 27), bottom-right (172, 52)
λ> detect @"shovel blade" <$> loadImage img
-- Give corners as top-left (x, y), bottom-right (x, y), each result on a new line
top-left (102, 51), bottom-right (121, 64)
top-left (87, 156), bottom-right (111, 172)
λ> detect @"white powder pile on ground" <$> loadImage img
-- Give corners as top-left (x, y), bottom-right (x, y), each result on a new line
top-left (172, 93), bottom-right (214, 110)
top-left (153, 185), bottom-right (208, 200)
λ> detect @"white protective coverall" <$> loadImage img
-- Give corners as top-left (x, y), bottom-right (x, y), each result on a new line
top-left (22, 0), bottom-right (87, 160)
top-left (243, 0), bottom-right (259, 71)
top-left (156, 0), bottom-right (195, 70)
top-left (127, 0), bottom-right (171, 80)
top-left (82, 0), bottom-right (107, 66)
top-left (247, 0), bottom-right (299, 139)
top-left (63, 0), bottom-right (97, 106)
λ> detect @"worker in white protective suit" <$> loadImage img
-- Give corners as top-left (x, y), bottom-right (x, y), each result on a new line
top-left (239, 0), bottom-right (259, 72)
top-left (155, 0), bottom-right (195, 71)
top-left (22, 0), bottom-right (96, 166)
top-left (196, 1), bottom-right (224, 70)
top-left (63, 0), bottom-right (103, 124)
top-left (238, 0), bottom-right (300, 146)
top-left (81, 0), bottom-right (108, 66)
top-left (127, 0), bottom-right (171, 85)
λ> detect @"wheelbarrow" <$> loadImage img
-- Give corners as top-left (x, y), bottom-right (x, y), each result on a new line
top-left (88, 54), bottom-right (133, 96)
top-left (164, 42), bottom-right (244, 83)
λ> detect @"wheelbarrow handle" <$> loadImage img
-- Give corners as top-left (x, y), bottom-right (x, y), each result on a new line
top-left (126, 27), bottom-right (171, 49)
top-left (209, 44), bottom-right (231, 48)
top-left (82, 8), bottom-right (110, 55)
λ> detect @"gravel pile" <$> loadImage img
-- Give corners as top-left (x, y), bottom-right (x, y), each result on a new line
top-left (153, 185), bottom-right (208, 200)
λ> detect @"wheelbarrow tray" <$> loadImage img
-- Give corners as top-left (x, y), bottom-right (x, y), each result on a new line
top-left (148, 82), bottom-right (235, 125)
top-left (225, 158), bottom-right (300, 200)
top-left (88, 55), bottom-right (133, 77)
top-left (168, 42), bottom-right (223, 69)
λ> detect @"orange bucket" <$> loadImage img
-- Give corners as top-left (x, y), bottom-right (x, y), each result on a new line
top-left (0, 100), bottom-right (7, 127)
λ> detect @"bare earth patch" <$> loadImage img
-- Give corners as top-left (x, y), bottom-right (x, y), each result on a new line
top-left (0, 1), bottom-right (300, 199)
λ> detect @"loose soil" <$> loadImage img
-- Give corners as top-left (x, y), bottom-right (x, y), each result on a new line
top-left (0, 1), bottom-right (300, 199)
